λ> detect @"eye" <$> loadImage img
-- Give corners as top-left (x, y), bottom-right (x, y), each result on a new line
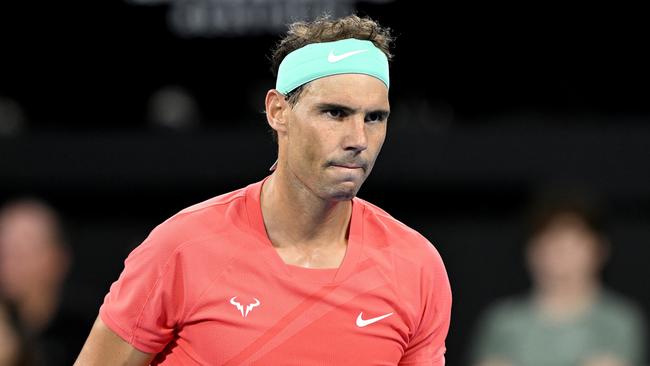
top-left (365, 112), bottom-right (387, 123)
top-left (324, 109), bottom-right (347, 119)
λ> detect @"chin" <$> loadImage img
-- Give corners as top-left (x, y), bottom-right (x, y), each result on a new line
top-left (317, 170), bottom-right (365, 201)
top-left (327, 183), bottom-right (359, 201)
top-left (331, 192), bottom-right (356, 201)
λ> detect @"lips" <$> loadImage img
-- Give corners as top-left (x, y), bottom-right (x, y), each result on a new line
top-left (329, 159), bottom-right (367, 171)
top-left (333, 164), bottom-right (362, 169)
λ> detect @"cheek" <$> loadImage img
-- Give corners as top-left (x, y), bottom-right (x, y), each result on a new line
top-left (532, 241), bottom-right (597, 275)
top-left (529, 242), bottom-right (565, 273)
top-left (569, 244), bottom-right (600, 271)
top-left (366, 125), bottom-right (387, 161)
top-left (373, 126), bottom-right (387, 150)
top-left (295, 127), bottom-right (318, 156)
top-left (300, 142), bottom-right (320, 169)
top-left (291, 119), bottom-right (332, 163)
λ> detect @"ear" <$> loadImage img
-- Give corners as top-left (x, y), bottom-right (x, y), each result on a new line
top-left (265, 89), bottom-right (289, 136)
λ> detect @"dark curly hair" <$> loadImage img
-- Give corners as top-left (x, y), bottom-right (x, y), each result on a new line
top-left (270, 14), bottom-right (394, 75)
top-left (266, 14), bottom-right (395, 141)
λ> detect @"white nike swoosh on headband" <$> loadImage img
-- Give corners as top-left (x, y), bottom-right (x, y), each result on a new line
top-left (328, 49), bottom-right (368, 63)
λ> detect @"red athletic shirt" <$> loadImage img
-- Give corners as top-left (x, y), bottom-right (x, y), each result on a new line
top-left (100, 174), bottom-right (452, 365)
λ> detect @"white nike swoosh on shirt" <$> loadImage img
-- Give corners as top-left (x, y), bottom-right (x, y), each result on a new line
top-left (328, 49), bottom-right (368, 63)
top-left (356, 311), bottom-right (394, 327)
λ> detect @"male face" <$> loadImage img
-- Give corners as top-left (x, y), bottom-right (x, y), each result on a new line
top-left (0, 204), bottom-right (67, 299)
top-left (526, 214), bottom-right (605, 287)
top-left (282, 73), bottom-right (389, 201)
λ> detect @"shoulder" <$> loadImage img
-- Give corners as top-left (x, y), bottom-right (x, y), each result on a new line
top-left (474, 295), bottom-right (534, 337)
top-left (354, 197), bottom-right (450, 311)
top-left (482, 295), bottom-right (532, 322)
top-left (355, 197), bottom-right (443, 265)
top-left (153, 186), bottom-right (246, 243)
top-left (164, 185), bottom-right (246, 233)
top-left (127, 185), bottom-right (249, 266)
top-left (595, 289), bottom-right (646, 325)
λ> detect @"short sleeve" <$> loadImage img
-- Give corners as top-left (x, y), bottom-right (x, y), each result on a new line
top-left (596, 297), bottom-right (647, 364)
top-left (99, 229), bottom-right (187, 354)
top-left (399, 246), bottom-right (452, 366)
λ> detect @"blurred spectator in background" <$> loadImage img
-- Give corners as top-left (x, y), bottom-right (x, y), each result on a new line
top-left (0, 95), bottom-right (27, 137)
top-left (0, 301), bottom-right (22, 365)
top-left (0, 199), bottom-right (89, 365)
top-left (146, 85), bottom-right (201, 132)
top-left (470, 192), bottom-right (646, 366)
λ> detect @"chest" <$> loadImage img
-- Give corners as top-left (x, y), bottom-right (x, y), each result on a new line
top-left (163, 260), bottom-right (416, 365)
top-left (274, 242), bottom-right (348, 269)
top-left (507, 316), bottom-right (613, 365)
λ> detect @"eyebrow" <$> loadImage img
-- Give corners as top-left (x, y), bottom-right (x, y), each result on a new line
top-left (315, 103), bottom-right (390, 118)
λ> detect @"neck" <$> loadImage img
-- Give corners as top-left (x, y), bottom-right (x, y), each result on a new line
top-left (261, 171), bottom-right (352, 250)
top-left (16, 286), bottom-right (61, 334)
top-left (534, 278), bottom-right (599, 321)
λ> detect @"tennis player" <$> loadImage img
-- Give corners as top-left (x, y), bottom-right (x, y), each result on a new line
top-left (75, 14), bottom-right (452, 366)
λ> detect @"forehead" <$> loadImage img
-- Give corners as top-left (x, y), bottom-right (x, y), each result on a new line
top-left (0, 206), bottom-right (58, 241)
top-left (299, 74), bottom-right (389, 109)
top-left (533, 217), bottom-right (600, 246)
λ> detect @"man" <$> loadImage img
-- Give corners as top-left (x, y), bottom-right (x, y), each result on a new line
top-left (470, 194), bottom-right (645, 366)
top-left (76, 15), bottom-right (452, 365)
top-left (0, 198), bottom-right (89, 366)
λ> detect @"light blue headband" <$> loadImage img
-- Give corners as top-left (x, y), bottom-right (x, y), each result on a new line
top-left (275, 38), bottom-right (390, 94)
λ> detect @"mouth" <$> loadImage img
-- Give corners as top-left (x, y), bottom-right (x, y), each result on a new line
top-left (327, 158), bottom-right (368, 174)
top-left (332, 164), bottom-right (362, 169)
top-left (330, 163), bottom-right (365, 171)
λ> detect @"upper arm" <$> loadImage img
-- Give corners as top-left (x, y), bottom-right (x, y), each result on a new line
top-left (399, 245), bottom-right (452, 365)
top-left (75, 316), bottom-right (154, 366)
top-left (99, 228), bottom-right (190, 353)
top-left (76, 222), bottom-right (184, 364)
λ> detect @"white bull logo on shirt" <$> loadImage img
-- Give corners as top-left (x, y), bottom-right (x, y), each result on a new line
top-left (230, 296), bottom-right (261, 318)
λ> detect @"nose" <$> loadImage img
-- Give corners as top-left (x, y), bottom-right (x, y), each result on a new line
top-left (344, 115), bottom-right (368, 153)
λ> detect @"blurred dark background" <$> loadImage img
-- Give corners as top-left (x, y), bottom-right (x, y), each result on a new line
top-left (1, 1), bottom-right (649, 364)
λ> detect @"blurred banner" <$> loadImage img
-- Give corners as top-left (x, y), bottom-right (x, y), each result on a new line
top-left (126, 0), bottom-right (395, 36)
